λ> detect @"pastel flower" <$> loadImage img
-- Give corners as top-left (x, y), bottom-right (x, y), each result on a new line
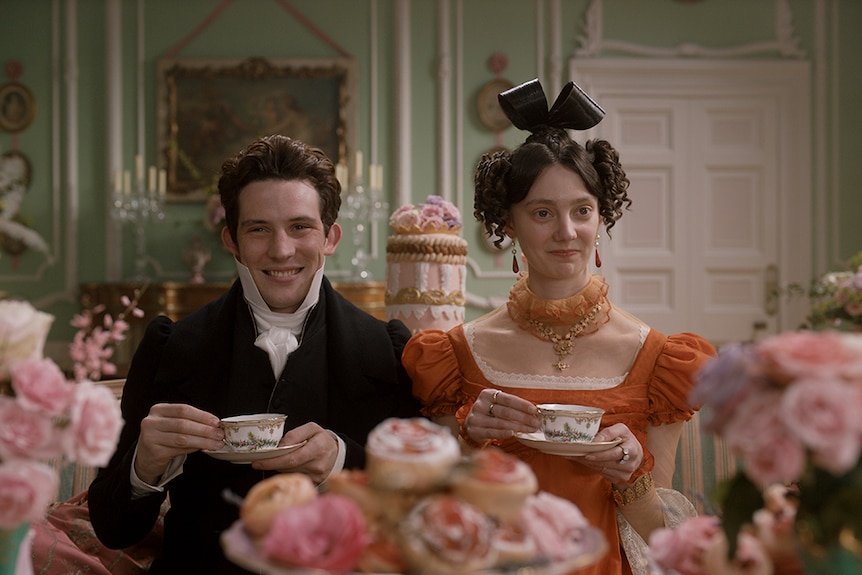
top-left (756, 330), bottom-right (858, 383)
top-left (781, 377), bottom-right (861, 475)
top-left (0, 396), bottom-right (61, 461)
top-left (10, 357), bottom-right (76, 417)
top-left (0, 461), bottom-right (58, 528)
top-left (63, 381), bottom-right (124, 466)
top-left (0, 299), bottom-right (54, 377)
top-left (722, 390), bottom-right (806, 486)
top-left (691, 343), bottom-right (762, 433)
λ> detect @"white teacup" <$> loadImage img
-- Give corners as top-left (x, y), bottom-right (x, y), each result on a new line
top-left (220, 413), bottom-right (286, 452)
top-left (536, 404), bottom-right (604, 443)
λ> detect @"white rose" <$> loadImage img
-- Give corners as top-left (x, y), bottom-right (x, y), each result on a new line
top-left (0, 300), bottom-right (55, 377)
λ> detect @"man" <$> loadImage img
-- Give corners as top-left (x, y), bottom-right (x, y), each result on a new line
top-left (89, 135), bottom-right (422, 574)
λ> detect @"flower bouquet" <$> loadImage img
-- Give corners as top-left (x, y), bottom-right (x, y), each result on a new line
top-left (672, 330), bottom-right (862, 574)
top-left (0, 297), bottom-right (135, 571)
top-left (804, 253), bottom-right (862, 332)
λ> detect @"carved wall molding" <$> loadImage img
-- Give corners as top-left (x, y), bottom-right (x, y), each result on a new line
top-left (575, 0), bottom-right (804, 59)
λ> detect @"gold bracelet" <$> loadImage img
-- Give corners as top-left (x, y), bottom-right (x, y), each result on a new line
top-left (612, 472), bottom-right (654, 506)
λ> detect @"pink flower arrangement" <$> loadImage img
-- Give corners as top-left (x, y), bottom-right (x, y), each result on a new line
top-left (0, 297), bottom-right (135, 529)
top-left (649, 515), bottom-right (775, 575)
top-left (688, 329), bottom-right (862, 565)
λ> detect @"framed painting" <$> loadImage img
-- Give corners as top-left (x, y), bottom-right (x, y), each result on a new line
top-left (157, 57), bottom-right (355, 202)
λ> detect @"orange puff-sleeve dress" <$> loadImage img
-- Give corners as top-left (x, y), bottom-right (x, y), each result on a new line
top-left (403, 317), bottom-right (715, 575)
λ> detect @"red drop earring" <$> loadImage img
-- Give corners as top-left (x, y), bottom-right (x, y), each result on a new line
top-left (512, 243), bottom-right (520, 274)
top-left (594, 235), bottom-right (602, 268)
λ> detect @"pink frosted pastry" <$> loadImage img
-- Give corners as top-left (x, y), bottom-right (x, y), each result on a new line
top-left (399, 493), bottom-right (498, 573)
top-left (451, 447), bottom-right (538, 525)
top-left (239, 473), bottom-right (317, 538)
top-left (261, 493), bottom-right (369, 572)
top-left (519, 491), bottom-right (593, 561)
top-left (365, 417), bottom-right (460, 493)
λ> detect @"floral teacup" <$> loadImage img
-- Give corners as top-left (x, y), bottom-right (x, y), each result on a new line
top-left (536, 404), bottom-right (604, 443)
top-left (220, 413), bottom-right (286, 452)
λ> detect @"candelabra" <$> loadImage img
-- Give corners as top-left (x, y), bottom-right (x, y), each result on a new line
top-left (339, 152), bottom-right (388, 281)
top-left (110, 156), bottom-right (167, 281)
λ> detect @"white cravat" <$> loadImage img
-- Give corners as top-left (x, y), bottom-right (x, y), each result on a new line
top-left (235, 258), bottom-right (324, 378)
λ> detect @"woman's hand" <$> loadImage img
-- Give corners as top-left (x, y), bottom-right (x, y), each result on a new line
top-left (462, 388), bottom-right (541, 444)
top-left (580, 422), bottom-right (643, 486)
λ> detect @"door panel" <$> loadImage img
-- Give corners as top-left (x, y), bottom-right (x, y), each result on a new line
top-left (573, 59), bottom-right (811, 346)
top-left (583, 93), bottom-right (782, 344)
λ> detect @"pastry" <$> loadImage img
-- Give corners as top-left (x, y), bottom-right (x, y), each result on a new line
top-left (399, 493), bottom-right (498, 574)
top-left (450, 447), bottom-right (538, 525)
top-left (261, 493), bottom-right (369, 572)
top-left (519, 491), bottom-right (593, 561)
top-left (239, 473), bottom-right (318, 537)
top-left (365, 417), bottom-right (460, 493)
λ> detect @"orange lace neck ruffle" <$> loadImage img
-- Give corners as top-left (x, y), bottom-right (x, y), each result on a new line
top-left (506, 274), bottom-right (610, 333)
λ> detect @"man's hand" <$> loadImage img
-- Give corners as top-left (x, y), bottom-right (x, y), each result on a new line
top-left (135, 403), bottom-right (225, 485)
top-left (251, 422), bottom-right (339, 485)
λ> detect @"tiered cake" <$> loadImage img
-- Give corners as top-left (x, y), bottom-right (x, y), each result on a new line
top-left (385, 196), bottom-right (468, 334)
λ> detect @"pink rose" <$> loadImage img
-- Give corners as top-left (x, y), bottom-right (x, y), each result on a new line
top-left (10, 358), bottom-right (76, 417)
top-left (63, 381), bottom-right (123, 466)
top-left (757, 331), bottom-right (860, 382)
top-left (262, 494), bottom-right (369, 573)
top-left (0, 461), bottom-right (58, 528)
top-left (722, 390), bottom-right (806, 485)
top-left (0, 396), bottom-right (62, 461)
top-left (648, 515), bottom-right (721, 575)
top-left (781, 377), bottom-right (860, 475)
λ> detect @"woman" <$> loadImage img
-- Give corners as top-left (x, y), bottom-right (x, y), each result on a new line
top-left (402, 79), bottom-right (715, 575)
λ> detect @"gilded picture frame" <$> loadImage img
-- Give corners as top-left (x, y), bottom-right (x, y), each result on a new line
top-left (0, 83), bottom-right (36, 133)
top-left (157, 57), bottom-right (355, 202)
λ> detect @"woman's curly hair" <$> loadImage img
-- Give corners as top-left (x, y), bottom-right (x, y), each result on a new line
top-left (474, 126), bottom-right (631, 248)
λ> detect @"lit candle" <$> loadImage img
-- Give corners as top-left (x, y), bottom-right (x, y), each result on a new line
top-left (375, 165), bottom-right (384, 191)
top-left (354, 150), bottom-right (363, 182)
top-left (335, 163), bottom-right (348, 190)
top-left (158, 169), bottom-right (167, 196)
top-left (148, 166), bottom-right (157, 193)
top-left (123, 170), bottom-right (131, 196)
top-left (372, 164), bottom-right (381, 190)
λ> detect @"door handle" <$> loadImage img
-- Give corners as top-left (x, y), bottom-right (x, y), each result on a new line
top-left (764, 264), bottom-right (779, 316)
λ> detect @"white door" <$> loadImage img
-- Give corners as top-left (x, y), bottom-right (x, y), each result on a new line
top-left (572, 60), bottom-right (811, 346)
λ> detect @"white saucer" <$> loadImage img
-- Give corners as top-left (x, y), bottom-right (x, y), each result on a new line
top-left (203, 440), bottom-right (308, 464)
top-left (514, 432), bottom-right (622, 457)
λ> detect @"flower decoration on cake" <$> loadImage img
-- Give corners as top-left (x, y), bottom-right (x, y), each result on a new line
top-left (388, 195), bottom-right (463, 235)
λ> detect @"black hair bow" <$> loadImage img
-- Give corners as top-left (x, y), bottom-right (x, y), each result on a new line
top-left (497, 78), bottom-right (605, 132)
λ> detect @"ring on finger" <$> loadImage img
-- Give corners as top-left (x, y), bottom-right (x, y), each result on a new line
top-left (492, 389), bottom-right (500, 402)
top-left (488, 402), bottom-right (496, 417)
top-left (619, 446), bottom-right (630, 463)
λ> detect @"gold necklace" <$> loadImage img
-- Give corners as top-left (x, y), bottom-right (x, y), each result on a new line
top-left (527, 303), bottom-right (602, 371)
